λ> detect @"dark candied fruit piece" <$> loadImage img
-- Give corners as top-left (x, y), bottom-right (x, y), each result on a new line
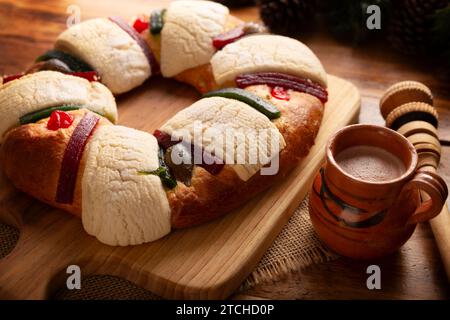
top-left (150, 9), bottom-right (166, 35)
top-left (165, 143), bottom-right (194, 186)
top-left (153, 130), bottom-right (224, 176)
top-left (28, 59), bottom-right (73, 74)
top-left (36, 50), bottom-right (94, 72)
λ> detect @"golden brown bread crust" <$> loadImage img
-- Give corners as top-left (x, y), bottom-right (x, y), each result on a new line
top-left (0, 109), bottom-right (111, 216)
top-left (174, 64), bottom-right (218, 94)
top-left (168, 89), bottom-right (324, 228)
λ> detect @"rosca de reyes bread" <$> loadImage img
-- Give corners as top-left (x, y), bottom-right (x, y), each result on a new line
top-left (0, 0), bottom-right (329, 246)
top-left (0, 85), bottom-right (323, 245)
top-left (1, 0), bottom-right (265, 95)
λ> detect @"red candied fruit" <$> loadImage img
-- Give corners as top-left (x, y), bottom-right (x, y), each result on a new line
top-left (271, 86), bottom-right (290, 101)
top-left (236, 72), bottom-right (328, 103)
top-left (2, 73), bottom-right (24, 84)
top-left (70, 71), bottom-right (100, 82)
top-left (153, 129), bottom-right (180, 149)
top-left (133, 17), bottom-right (149, 33)
top-left (47, 110), bottom-right (74, 130)
top-left (212, 27), bottom-right (246, 50)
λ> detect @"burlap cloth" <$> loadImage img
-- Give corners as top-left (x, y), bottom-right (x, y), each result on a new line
top-left (0, 196), bottom-right (336, 300)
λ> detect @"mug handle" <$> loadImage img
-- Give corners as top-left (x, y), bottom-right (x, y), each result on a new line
top-left (403, 171), bottom-right (448, 225)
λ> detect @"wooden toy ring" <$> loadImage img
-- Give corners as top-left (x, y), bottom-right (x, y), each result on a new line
top-left (414, 143), bottom-right (442, 157)
top-left (386, 102), bottom-right (438, 130)
top-left (380, 81), bottom-right (433, 119)
top-left (397, 120), bottom-right (438, 139)
top-left (408, 133), bottom-right (441, 150)
top-left (417, 152), bottom-right (440, 169)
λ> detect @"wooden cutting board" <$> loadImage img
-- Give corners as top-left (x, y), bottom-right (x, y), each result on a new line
top-left (0, 75), bottom-right (360, 300)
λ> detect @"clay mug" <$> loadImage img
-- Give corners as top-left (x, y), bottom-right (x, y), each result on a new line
top-left (309, 124), bottom-right (448, 259)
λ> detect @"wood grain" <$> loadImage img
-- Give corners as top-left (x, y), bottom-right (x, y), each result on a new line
top-left (0, 0), bottom-right (449, 300)
top-left (0, 76), bottom-right (360, 299)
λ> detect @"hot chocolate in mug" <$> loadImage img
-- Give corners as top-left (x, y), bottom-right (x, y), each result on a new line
top-left (309, 124), bottom-right (448, 259)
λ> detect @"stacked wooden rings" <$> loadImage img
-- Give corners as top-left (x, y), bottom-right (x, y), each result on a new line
top-left (380, 81), bottom-right (440, 171)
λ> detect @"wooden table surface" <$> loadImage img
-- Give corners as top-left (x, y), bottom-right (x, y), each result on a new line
top-left (0, 0), bottom-right (449, 300)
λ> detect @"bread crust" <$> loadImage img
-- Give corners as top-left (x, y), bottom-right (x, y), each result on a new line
top-left (0, 109), bottom-right (111, 216)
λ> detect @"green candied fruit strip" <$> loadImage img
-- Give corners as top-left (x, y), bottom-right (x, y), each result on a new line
top-left (19, 105), bottom-right (81, 125)
top-left (203, 88), bottom-right (281, 120)
top-left (35, 50), bottom-right (94, 72)
top-left (139, 167), bottom-right (177, 189)
top-left (138, 148), bottom-right (177, 189)
top-left (19, 106), bottom-right (109, 125)
top-left (150, 9), bottom-right (166, 35)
